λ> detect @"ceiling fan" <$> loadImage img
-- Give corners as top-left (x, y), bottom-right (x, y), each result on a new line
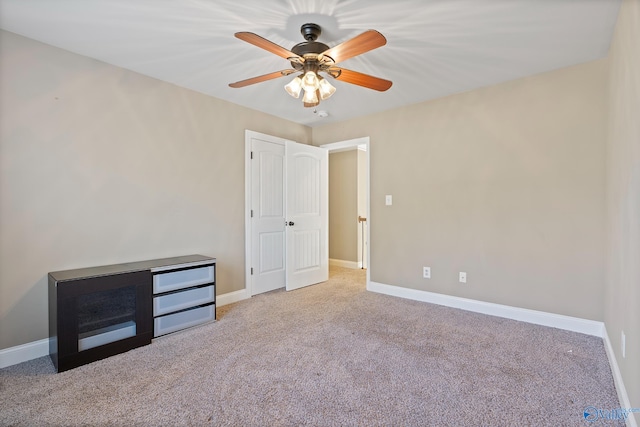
top-left (229, 23), bottom-right (392, 108)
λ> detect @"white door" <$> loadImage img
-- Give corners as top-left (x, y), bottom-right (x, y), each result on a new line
top-left (250, 137), bottom-right (286, 295)
top-left (285, 140), bottom-right (329, 291)
top-left (246, 131), bottom-right (329, 294)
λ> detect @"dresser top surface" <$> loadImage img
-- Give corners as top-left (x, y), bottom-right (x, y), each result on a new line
top-left (49, 255), bottom-right (216, 282)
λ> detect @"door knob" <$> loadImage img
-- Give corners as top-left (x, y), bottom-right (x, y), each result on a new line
top-left (288, 221), bottom-right (295, 226)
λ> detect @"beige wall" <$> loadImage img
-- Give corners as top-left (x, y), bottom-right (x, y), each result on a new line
top-left (328, 149), bottom-right (368, 265)
top-left (314, 59), bottom-right (608, 321)
top-left (605, 0), bottom-right (640, 410)
top-left (329, 151), bottom-right (358, 262)
top-left (0, 31), bottom-right (311, 350)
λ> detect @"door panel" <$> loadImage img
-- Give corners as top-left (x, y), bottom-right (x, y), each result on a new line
top-left (259, 232), bottom-right (285, 273)
top-left (292, 229), bottom-right (320, 270)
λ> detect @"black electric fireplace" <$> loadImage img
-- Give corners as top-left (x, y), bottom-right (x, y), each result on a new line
top-left (48, 267), bottom-right (153, 372)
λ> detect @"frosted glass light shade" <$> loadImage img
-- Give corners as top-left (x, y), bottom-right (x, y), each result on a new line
top-left (302, 71), bottom-right (320, 92)
top-left (302, 88), bottom-right (319, 105)
top-left (284, 76), bottom-right (302, 98)
top-left (318, 78), bottom-right (336, 100)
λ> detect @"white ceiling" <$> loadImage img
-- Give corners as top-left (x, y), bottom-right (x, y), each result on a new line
top-left (0, 0), bottom-right (621, 127)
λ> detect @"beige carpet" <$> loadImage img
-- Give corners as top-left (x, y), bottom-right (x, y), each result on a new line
top-left (0, 267), bottom-right (623, 426)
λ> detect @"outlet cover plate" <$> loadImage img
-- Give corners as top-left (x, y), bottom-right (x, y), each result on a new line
top-left (459, 272), bottom-right (467, 283)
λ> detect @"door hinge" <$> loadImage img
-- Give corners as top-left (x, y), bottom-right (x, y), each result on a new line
top-left (251, 209), bottom-right (254, 218)
top-left (250, 151), bottom-right (253, 159)
top-left (251, 267), bottom-right (254, 275)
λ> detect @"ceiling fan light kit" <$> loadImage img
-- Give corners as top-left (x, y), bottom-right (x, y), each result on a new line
top-left (229, 23), bottom-right (392, 108)
top-left (286, 70), bottom-right (336, 106)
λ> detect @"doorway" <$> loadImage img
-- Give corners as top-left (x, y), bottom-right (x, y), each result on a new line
top-left (321, 137), bottom-right (371, 288)
top-left (244, 131), bottom-right (329, 296)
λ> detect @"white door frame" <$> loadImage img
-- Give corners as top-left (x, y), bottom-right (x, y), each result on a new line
top-left (245, 132), bottom-right (371, 294)
top-left (320, 137), bottom-right (371, 289)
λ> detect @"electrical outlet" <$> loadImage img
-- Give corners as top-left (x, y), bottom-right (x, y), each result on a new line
top-left (423, 266), bottom-right (431, 279)
top-left (622, 331), bottom-right (626, 358)
top-left (459, 272), bottom-right (467, 283)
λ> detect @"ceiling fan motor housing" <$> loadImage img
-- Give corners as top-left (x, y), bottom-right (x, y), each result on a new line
top-left (291, 41), bottom-right (330, 57)
top-left (290, 24), bottom-right (333, 71)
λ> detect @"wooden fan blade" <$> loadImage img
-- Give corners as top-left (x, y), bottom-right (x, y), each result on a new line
top-left (329, 67), bottom-right (392, 92)
top-left (235, 32), bottom-right (302, 61)
top-left (229, 69), bottom-right (297, 88)
top-left (320, 30), bottom-right (386, 64)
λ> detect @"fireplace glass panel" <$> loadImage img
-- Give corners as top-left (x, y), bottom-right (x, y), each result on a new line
top-left (77, 286), bottom-right (136, 351)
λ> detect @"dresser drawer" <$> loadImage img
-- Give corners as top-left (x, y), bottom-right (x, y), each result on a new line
top-left (153, 285), bottom-right (215, 316)
top-left (154, 304), bottom-right (215, 337)
top-left (153, 265), bottom-right (214, 294)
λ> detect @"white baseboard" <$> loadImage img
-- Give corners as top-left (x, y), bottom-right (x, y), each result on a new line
top-left (367, 281), bottom-right (604, 336)
top-left (603, 327), bottom-right (637, 427)
top-left (217, 288), bottom-right (251, 307)
top-left (0, 338), bottom-right (49, 369)
top-left (329, 258), bottom-right (362, 269)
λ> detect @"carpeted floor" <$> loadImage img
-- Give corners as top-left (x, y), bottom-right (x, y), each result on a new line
top-left (0, 267), bottom-right (623, 426)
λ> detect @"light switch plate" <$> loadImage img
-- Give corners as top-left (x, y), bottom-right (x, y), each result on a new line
top-left (385, 195), bottom-right (392, 205)
top-left (459, 272), bottom-right (467, 283)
